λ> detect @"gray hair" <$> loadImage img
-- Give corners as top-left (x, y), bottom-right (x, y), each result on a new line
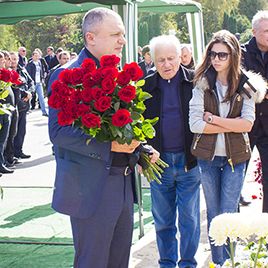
top-left (252, 10), bottom-right (268, 30)
top-left (181, 43), bottom-right (192, 52)
top-left (82, 7), bottom-right (122, 45)
top-left (149, 35), bottom-right (181, 62)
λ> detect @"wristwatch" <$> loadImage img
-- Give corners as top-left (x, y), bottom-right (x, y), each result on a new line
top-left (207, 115), bottom-right (213, 123)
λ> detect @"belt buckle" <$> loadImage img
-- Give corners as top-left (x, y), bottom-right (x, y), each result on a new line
top-left (124, 166), bottom-right (131, 176)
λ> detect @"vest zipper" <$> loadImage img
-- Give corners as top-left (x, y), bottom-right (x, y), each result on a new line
top-left (192, 133), bottom-right (202, 150)
top-left (225, 94), bottom-right (239, 172)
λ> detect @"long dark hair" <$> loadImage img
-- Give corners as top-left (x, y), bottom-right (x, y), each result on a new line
top-left (194, 30), bottom-right (241, 101)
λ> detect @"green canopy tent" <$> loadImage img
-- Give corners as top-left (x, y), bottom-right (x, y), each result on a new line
top-left (0, 0), bottom-right (204, 238)
top-left (0, 0), bottom-right (204, 63)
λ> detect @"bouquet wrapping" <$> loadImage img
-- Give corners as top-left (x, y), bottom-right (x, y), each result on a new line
top-left (48, 55), bottom-right (168, 183)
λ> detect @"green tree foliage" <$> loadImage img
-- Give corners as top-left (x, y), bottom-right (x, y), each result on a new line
top-left (10, 14), bottom-right (83, 56)
top-left (138, 21), bottom-right (149, 47)
top-left (238, 0), bottom-right (267, 21)
top-left (138, 13), bottom-right (161, 46)
top-left (222, 9), bottom-right (250, 35)
top-left (0, 25), bottom-right (18, 51)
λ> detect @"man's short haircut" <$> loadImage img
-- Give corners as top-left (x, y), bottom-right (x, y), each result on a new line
top-left (181, 43), bottom-right (192, 52)
top-left (59, 51), bottom-right (70, 60)
top-left (252, 10), bottom-right (268, 30)
top-left (56, 47), bottom-right (64, 54)
top-left (141, 45), bottom-right (150, 57)
top-left (82, 7), bottom-right (121, 45)
top-left (9, 51), bottom-right (18, 58)
top-left (2, 50), bottom-right (10, 58)
top-left (32, 50), bottom-right (39, 56)
top-left (149, 35), bottom-right (181, 62)
top-left (0, 51), bottom-right (4, 59)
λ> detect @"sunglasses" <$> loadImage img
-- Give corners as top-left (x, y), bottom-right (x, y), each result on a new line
top-left (209, 51), bottom-right (230, 61)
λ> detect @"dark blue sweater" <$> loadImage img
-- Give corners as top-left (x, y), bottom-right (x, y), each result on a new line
top-left (159, 72), bottom-right (184, 152)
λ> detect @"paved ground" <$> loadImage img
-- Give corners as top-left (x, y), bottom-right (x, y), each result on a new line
top-left (0, 108), bottom-right (263, 268)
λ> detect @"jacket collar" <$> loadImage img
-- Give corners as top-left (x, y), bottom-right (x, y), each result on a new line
top-left (144, 65), bottom-right (193, 92)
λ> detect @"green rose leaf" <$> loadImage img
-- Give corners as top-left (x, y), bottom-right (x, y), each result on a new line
top-left (137, 91), bottom-right (152, 102)
top-left (144, 117), bottom-right (159, 126)
top-left (136, 80), bottom-right (145, 87)
top-left (142, 122), bottom-right (156, 139)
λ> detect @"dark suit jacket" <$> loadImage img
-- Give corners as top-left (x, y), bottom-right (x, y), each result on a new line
top-left (138, 60), bottom-right (154, 78)
top-left (48, 48), bottom-right (136, 219)
top-left (241, 37), bottom-right (268, 140)
top-left (142, 66), bottom-right (197, 171)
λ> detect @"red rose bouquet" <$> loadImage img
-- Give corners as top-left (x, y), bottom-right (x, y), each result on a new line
top-left (48, 55), bottom-right (168, 183)
top-left (0, 68), bottom-right (21, 198)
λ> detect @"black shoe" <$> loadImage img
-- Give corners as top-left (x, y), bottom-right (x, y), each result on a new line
top-left (42, 113), bottom-right (48, 117)
top-left (15, 153), bottom-right (31, 159)
top-left (0, 165), bottom-right (14, 174)
top-left (239, 196), bottom-right (251, 206)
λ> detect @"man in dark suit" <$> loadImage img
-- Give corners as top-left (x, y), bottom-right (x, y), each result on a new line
top-left (138, 45), bottom-right (154, 78)
top-left (18, 47), bottom-right (28, 67)
top-left (44, 46), bottom-right (58, 70)
top-left (48, 7), bottom-right (159, 268)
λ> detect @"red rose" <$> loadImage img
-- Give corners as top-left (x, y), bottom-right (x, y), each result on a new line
top-left (81, 113), bottom-right (101, 128)
top-left (81, 88), bottom-right (93, 103)
top-left (62, 101), bottom-right (79, 120)
top-left (72, 90), bottom-right (82, 103)
top-left (91, 87), bottom-right (105, 100)
top-left (76, 103), bottom-right (90, 117)
top-left (10, 70), bottom-right (21, 85)
top-left (112, 109), bottom-right (133, 127)
top-left (92, 69), bottom-right (102, 84)
top-left (51, 80), bottom-right (74, 96)
top-left (71, 68), bottom-right (84, 85)
top-left (101, 77), bottom-right (116, 94)
top-left (0, 68), bottom-right (11, 82)
top-left (123, 62), bottom-right (143, 81)
top-left (117, 71), bottom-right (131, 86)
top-left (100, 55), bottom-right (120, 68)
top-left (94, 96), bottom-right (111, 112)
top-left (100, 67), bottom-right (118, 79)
top-left (82, 73), bottom-right (96, 90)
top-left (59, 69), bottom-right (73, 85)
top-left (58, 110), bottom-right (75, 126)
top-left (252, 195), bottom-right (258, 199)
top-left (118, 85), bottom-right (136, 103)
top-left (81, 58), bottom-right (96, 72)
top-left (48, 93), bottom-right (66, 109)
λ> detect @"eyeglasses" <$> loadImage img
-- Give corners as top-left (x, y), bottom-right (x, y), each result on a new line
top-left (209, 51), bottom-right (230, 61)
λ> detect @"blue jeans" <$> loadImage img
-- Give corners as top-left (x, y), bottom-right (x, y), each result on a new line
top-left (198, 156), bottom-right (246, 265)
top-left (35, 82), bottom-right (47, 115)
top-left (151, 152), bottom-right (200, 268)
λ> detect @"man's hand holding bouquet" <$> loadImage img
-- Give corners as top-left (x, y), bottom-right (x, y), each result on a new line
top-left (48, 55), bottom-right (168, 183)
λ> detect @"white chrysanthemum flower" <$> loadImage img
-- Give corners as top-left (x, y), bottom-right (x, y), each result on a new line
top-left (209, 213), bottom-right (252, 246)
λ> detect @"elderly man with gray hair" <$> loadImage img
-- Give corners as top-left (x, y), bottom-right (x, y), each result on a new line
top-left (142, 35), bottom-right (200, 268)
top-left (241, 10), bottom-right (268, 213)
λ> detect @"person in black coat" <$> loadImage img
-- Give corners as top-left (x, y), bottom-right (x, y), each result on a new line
top-left (142, 35), bottom-right (200, 268)
top-left (241, 10), bottom-right (268, 212)
top-left (138, 45), bottom-right (154, 78)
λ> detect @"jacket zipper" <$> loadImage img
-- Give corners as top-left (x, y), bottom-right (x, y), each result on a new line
top-left (192, 133), bottom-right (202, 150)
top-left (225, 93), bottom-right (239, 172)
top-left (242, 132), bottom-right (250, 153)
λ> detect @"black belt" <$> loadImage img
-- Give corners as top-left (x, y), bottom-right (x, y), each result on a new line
top-left (110, 166), bottom-right (132, 176)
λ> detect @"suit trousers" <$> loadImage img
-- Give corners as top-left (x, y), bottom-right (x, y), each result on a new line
top-left (70, 166), bottom-right (134, 268)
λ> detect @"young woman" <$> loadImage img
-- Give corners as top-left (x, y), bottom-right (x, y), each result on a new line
top-left (189, 30), bottom-right (266, 266)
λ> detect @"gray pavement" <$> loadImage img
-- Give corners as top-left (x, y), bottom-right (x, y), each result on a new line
top-left (0, 108), bottom-right (263, 268)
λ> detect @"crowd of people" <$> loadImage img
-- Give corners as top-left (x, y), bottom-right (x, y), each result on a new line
top-left (0, 45), bottom-right (77, 176)
top-left (1, 6), bottom-right (268, 268)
